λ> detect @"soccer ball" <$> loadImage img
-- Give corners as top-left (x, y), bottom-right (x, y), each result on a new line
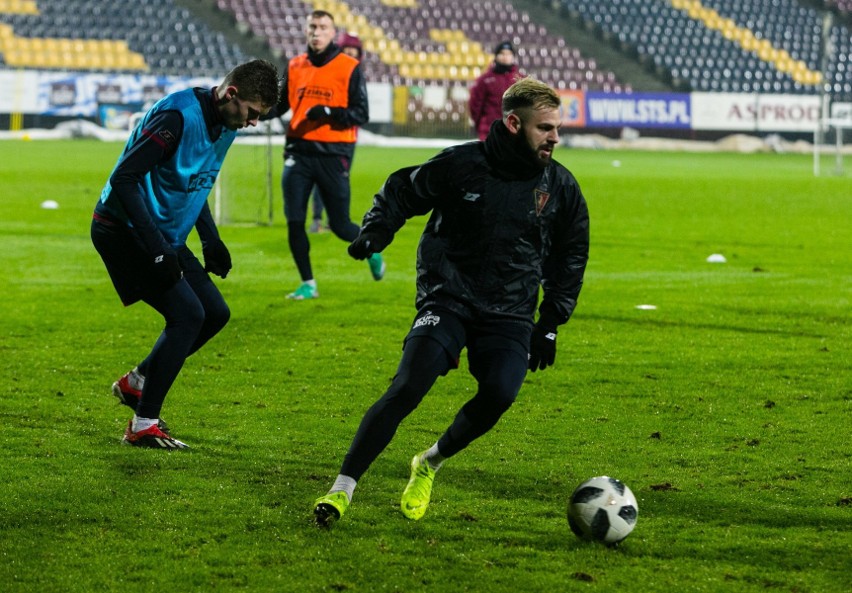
top-left (567, 476), bottom-right (638, 545)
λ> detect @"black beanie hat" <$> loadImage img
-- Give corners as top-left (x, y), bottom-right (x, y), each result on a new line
top-left (494, 40), bottom-right (515, 56)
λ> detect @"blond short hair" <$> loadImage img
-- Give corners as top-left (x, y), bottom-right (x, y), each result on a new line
top-left (501, 78), bottom-right (560, 117)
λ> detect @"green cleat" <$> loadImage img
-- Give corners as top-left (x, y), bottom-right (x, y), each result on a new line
top-left (313, 491), bottom-right (350, 528)
top-left (287, 282), bottom-right (318, 300)
top-left (367, 252), bottom-right (386, 281)
top-left (400, 452), bottom-right (436, 520)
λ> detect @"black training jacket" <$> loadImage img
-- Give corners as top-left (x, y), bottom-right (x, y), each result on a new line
top-left (359, 119), bottom-right (589, 328)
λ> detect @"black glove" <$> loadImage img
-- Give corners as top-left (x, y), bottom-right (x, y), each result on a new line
top-left (306, 105), bottom-right (332, 120)
top-left (152, 250), bottom-right (183, 290)
top-left (203, 239), bottom-right (232, 279)
top-left (528, 321), bottom-right (558, 372)
top-left (348, 232), bottom-right (387, 260)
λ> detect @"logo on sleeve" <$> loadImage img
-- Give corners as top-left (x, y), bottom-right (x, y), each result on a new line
top-left (158, 129), bottom-right (177, 146)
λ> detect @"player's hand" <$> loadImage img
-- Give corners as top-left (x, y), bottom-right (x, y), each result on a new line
top-left (152, 250), bottom-right (183, 289)
top-left (306, 105), bottom-right (332, 120)
top-left (348, 232), bottom-right (386, 260)
top-left (528, 322), bottom-right (557, 372)
top-left (203, 239), bottom-right (232, 279)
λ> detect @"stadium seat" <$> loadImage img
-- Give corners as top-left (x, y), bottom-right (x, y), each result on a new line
top-left (213, 0), bottom-right (624, 94)
top-left (559, 0), bottom-right (850, 101)
top-left (0, 0), bottom-right (247, 76)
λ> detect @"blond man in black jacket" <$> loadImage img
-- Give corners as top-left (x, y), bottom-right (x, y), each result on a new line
top-left (314, 78), bottom-right (590, 527)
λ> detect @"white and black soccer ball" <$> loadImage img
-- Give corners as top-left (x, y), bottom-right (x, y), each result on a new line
top-left (567, 476), bottom-right (638, 545)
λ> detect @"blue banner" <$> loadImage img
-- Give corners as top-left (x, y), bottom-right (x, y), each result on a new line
top-left (585, 92), bottom-right (692, 129)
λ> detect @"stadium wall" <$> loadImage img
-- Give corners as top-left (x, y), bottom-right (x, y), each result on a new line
top-left (1, 68), bottom-right (849, 140)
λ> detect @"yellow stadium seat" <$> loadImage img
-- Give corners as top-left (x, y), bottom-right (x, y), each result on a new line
top-left (58, 52), bottom-right (75, 69)
top-left (8, 48), bottom-right (33, 67)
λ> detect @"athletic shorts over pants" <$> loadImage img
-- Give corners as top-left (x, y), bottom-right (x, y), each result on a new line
top-left (281, 151), bottom-right (358, 237)
top-left (91, 213), bottom-right (218, 307)
top-left (339, 306), bottom-right (534, 480)
top-left (405, 306), bottom-right (532, 368)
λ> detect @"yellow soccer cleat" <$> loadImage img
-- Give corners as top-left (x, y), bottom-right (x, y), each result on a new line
top-left (400, 452), bottom-right (436, 520)
top-left (313, 491), bottom-right (350, 528)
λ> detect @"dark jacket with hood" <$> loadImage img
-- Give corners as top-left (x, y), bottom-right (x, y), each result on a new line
top-left (359, 119), bottom-right (589, 329)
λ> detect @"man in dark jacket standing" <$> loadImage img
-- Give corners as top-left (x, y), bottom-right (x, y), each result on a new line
top-left (313, 78), bottom-right (590, 527)
top-left (273, 10), bottom-right (378, 301)
top-left (469, 40), bottom-right (524, 141)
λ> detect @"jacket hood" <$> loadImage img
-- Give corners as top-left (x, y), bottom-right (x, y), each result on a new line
top-left (336, 32), bottom-right (363, 59)
top-left (484, 119), bottom-right (547, 179)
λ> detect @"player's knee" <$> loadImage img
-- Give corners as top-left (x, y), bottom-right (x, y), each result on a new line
top-left (326, 219), bottom-right (356, 240)
top-left (287, 220), bottom-right (308, 234)
top-left (479, 381), bottom-right (518, 414)
top-left (206, 302), bottom-right (230, 333)
top-left (382, 373), bottom-right (429, 409)
top-left (183, 300), bottom-right (207, 333)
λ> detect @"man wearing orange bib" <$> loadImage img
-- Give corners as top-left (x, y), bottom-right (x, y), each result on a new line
top-left (273, 10), bottom-right (379, 300)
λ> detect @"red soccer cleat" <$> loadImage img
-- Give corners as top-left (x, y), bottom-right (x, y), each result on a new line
top-left (121, 420), bottom-right (188, 450)
top-left (112, 372), bottom-right (170, 435)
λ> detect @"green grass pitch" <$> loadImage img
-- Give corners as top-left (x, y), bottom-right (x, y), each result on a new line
top-left (0, 139), bottom-right (849, 592)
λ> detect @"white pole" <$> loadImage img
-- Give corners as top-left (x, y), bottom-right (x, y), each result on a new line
top-left (814, 121), bottom-right (820, 177)
top-left (835, 123), bottom-right (843, 176)
top-left (815, 11), bottom-right (833, 177)
top-left (266, 121), bottom-right (274, 225)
